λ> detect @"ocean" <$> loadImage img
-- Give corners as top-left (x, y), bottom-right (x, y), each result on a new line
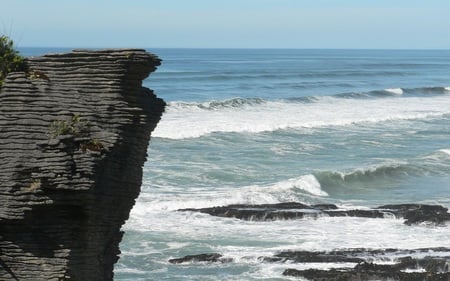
top-left (21, 48), bottom-right (450, 280)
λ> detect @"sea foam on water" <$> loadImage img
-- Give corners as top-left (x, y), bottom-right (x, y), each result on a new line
top-left (153, 95), bottom-right (450, 139)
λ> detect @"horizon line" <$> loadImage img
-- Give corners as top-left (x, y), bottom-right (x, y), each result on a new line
top-left (18, 46), bottom-right (450, 51)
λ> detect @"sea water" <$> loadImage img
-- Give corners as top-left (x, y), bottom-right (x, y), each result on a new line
top-left (21, 48), bottom-right (450, 280)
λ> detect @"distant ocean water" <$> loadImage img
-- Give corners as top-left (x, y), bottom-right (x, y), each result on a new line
top-left (22, 48), bottom-right (450, 280)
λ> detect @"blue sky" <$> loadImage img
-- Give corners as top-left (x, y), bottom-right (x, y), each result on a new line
top-left (1, 0), bottom-right (450, 49)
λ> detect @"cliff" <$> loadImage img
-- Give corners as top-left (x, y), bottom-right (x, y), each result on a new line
top-left (0, 49), bottom-right (165, 280)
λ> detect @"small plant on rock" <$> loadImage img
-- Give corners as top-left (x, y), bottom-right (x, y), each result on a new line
top-left (80, 138), bottom-right (104, 153)
top-left (28, 178), bottom-right (41, 191)
top-left (28, 69), bottom-right (50, 81)
top-left (0, 35), bottom-right (26, 88)
top-left (49, 114), bottom-right (89, 138)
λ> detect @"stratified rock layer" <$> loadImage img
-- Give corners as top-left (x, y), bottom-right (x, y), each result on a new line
top-left (0, 49), bottom-right (165, 280)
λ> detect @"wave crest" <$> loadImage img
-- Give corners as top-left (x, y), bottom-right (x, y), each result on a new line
top-left (272, 175), bottom-right (328, 196)
top-left (315, 162), bottom-right (416, 188)
top-left (336, 86), bottom-right (450, 99)
top-left (315, 151), bottom-right (450, 190)
top-left (153, 93), bottom-right (450, 139)
top-left (384, 88), bottom-right (403, 95)
top-left (134, 175), bottom-right (327, 212)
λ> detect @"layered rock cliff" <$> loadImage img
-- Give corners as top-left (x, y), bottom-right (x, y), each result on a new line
top-left (0, 49), bottom-right (165, 280)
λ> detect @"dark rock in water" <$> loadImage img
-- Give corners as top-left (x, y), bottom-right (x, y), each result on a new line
top-left (377, 204), bottom-right (450, 225)
top-left (312, 203), bottom-right (339, 210)
top-left (180, 202), bottom-right (450, 225)
top-left (180, 202), bottom-right (315, 220)
top-left (325, 209), bottom-right (386, 219)
top-left (278, 248), bottom-right (450, 280)
top-left (0, 49), bottom-right (165, 280)
top-left (169, 253), bottom-right (230, 264)
top-left (282, 268), bottom-right (450, 281)
top-left (264, 250), bottom-right (364, 263)
top-left (169, 248), bottom-right (450, 280)
top-left (419, 257), bottom-right (450, 273)
top-left (267, 247), bottom-right (450, 264)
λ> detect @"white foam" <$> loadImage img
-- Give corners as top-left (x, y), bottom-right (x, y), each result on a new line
top-left (445, 86), bottom-right (450, 92)
top-left (439, 149), bottom-right (450, 155)
top-left (128, 175), bottom-right (326, 216)
top-left (283, 262), bottom-right (358, 271)
top-left (153, 95), bottom-right (450, 139)
top-left (122, 198), bottom-right (450, 280)
top-left (385, 88), bottom-right (404, 95)
top-left (124, 212), bottom-right (450, 256)
top-left (274, 175), bottom-right (327, 196)
top-left (114, 267), bottom-right (148, 274)
top-left (402, 268), bottom-right (427, 273)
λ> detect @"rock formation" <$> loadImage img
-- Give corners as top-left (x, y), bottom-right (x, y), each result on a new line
top-left (280, 248), bottom-right (450, 280)
top-left (170, 248), bottom-right (450, 280)
top-left (168, 253), bottom-right (228, 264)
top-left (175, 203), bottom-right (450, 280)
top-left (0, 49), bottom-right (165, 280)
top-left (180, 202), bottom-right (450, 225)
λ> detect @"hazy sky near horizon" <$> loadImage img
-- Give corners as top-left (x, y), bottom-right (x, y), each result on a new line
top-left (1, 0), bottom-right (450, 49)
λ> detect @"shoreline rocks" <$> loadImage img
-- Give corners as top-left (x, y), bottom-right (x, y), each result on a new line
top-left (170, 248), bottom-right (450, 280)
top-left (282, 250), bottom-right (450, 281)
top-left (175, 202), bottom-right (450, 279)
top-left (169, 253), bottom-right (230, 264)
top-left (179, 202), bottom-right (450, 225)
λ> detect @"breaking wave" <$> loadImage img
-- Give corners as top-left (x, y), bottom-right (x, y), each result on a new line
top-left (153, 87), bottom-right (450, 139)
top-left (315, 150), bottom-right (450, 190)
top-left (337, 86), bottom-right (450, 99)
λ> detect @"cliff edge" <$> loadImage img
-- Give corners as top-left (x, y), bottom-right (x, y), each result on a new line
top-left (0, 49), bottom-right (165, 280)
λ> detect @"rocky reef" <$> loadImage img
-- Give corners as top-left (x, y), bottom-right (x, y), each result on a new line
top-left (170, 248), bottom-right (450, 280)
top-left (180, 202), bottom-right (450, 225)
top-left (0, 49), bottom-right (165, 280)
top-left (174, 202), bottom-right (450, 280)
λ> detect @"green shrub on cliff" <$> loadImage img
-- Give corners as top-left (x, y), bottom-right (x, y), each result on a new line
top-left (0, 35), bottom-right (26, 87)
top-left (49, 114), bottom-right (90, 138)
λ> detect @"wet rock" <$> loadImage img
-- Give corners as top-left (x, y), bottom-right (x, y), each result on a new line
top-left (169, 253), bottom-right (230, 264)
top-left (377, 204), bottom-right (450, 225)
top-left (170, 248), bottom-right (450, 280)
top-left (278, 248), bottom-right (450, 281)
top-left (180, 202), bottom-right (314, 220)
top-left (282, 268), bottom-right (450, 281)
top-left (420, 258), bottom-right (450, 273)
top-left (264, 250), bottom-right (364, 263)
top-left (180, 202), bottom-right (450, 225)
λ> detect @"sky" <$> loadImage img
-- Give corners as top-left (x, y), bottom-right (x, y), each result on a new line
top-left (1, 0), bottom-right (450, 49)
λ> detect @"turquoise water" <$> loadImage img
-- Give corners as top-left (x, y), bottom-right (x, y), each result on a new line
top-left (22, 48), bottom-right (450, 280)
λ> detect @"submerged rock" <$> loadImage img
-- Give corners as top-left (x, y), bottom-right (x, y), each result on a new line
top-left (180, 202), bottom-right (450, 225)
top-left (282, 268), bottom-right (450, 281)
top-left (279, 248), bottom-right (450, 280)
top-left (169, 253), bottom-right (231, 264)
top-left (264, 250), bottom-right (365, 263)
top-left (170, 248), bottom-right (450, 280)
top-left (283, 256), bottom-right (450, 281)
top-left (377, 204), bottom-right (450, 225)
top-left (0, 49), bottom-right (165, 280)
